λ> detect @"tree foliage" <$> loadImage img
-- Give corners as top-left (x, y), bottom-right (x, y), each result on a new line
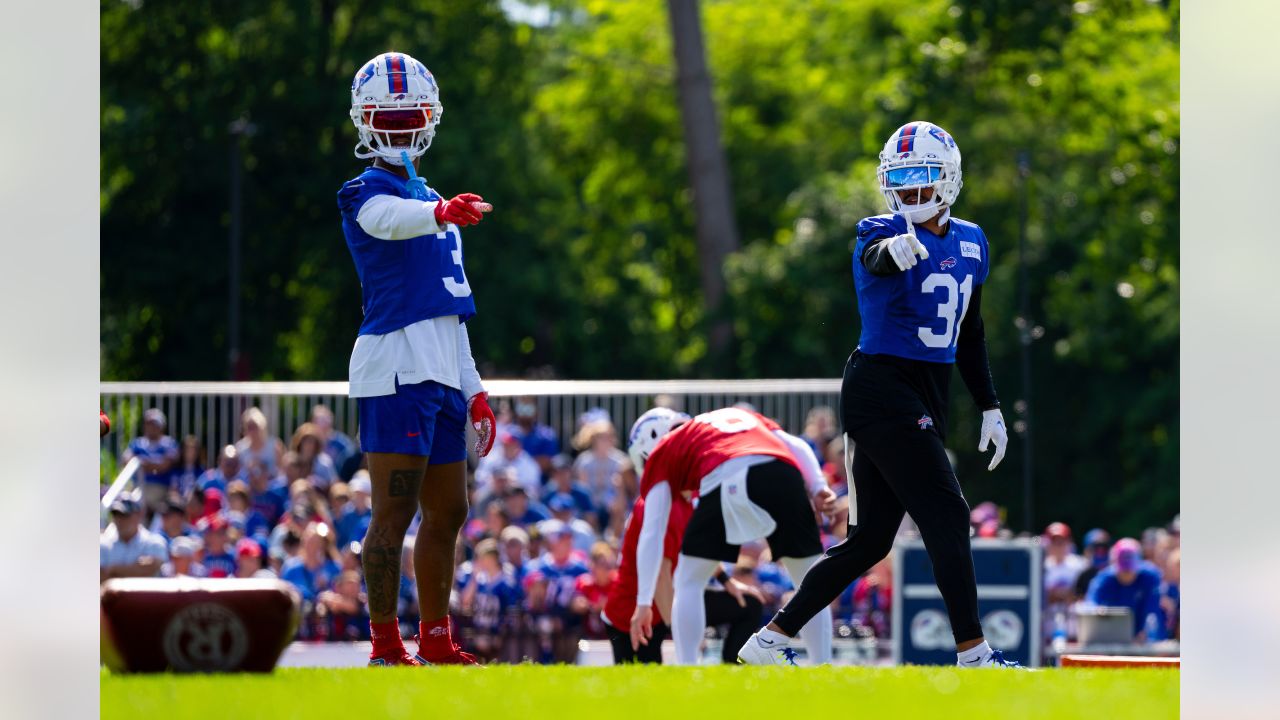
top-left (101, 0), bottom-right (1179, 533)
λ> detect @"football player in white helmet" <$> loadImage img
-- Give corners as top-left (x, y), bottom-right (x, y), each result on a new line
top-left (625, 407), bottom-right (836, 666)
top-left (627, 407), bottom-right (691, 473)
top-left (738, 121), bottom-right (1019, 669)
top-left (338, 51), bottom-right (498, 667)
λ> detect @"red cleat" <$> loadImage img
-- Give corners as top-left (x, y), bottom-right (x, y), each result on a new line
top-left (413, 636), bottom-right (482, 666)
top-left (368, 649), bottom-right (424, 667)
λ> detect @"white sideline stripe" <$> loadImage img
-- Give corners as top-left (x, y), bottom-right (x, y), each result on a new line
top-left (100, 378), bottom-right (842, 396)
top-left (904, 584), bottom-right (1029, 600)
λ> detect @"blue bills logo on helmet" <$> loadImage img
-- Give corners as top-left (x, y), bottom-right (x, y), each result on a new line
top-left (353, 62), bottom-right (377, 92)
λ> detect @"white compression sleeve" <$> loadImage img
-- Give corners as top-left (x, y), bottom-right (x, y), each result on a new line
top-left (779, 555), bottom-right (833, 664)
top-left (671, 554), bottom-right (721, 665)
top-left (457, 322), bottom-right (485, 399)
top-left (355, 194), bottom-right (445, 240)
top-left (773, 429), bottom-right (829, 496)
top-left (634, 481), bottom-right (671, 606)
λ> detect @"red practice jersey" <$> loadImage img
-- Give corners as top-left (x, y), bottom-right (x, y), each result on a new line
top-left (602, 494), bottom-right (694, 629)
top-left (637, 408), bottom-right (798, 500)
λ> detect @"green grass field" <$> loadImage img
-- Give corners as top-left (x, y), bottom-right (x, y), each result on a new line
top-left (102, 665), bottom-right (1178, 719)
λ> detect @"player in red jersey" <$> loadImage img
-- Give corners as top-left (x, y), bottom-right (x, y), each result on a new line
top-left (603, 491), bottom-right (693, 662)
top-left (626, 407), bottom-right (837, 665)
top-left (604, 487), bottom-right (767, 664)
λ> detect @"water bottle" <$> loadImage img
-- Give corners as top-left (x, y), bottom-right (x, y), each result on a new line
top-left (1051, 610), bottom-right (1068, 654)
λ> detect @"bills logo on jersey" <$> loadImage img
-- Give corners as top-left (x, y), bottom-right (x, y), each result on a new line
top-left (917, 415), bottom-right (934, 430)
top-left (939, 257), bottom-right (957, 270)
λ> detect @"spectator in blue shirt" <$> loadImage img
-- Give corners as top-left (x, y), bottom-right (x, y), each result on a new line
top-left (152, 500), bottom-right (198, 550)
top-left (171, 436), bottom-right (206, 501)
top-left (543, 496), bottom-right (597, 553)
top-left (225, 480), bottom-right (271, 542)
top-left (541, 454), bottom-right (595, 519)
top-left (500, 526), bottom-right (531, 585)
top-left (291, 422), bottom-right (339, 492)
top-left (281, 523), bottom-right (342, 603)
top-left (246, 461), bottom-right (290, 527)
top-left (504, 487), bottom-right (551, 527)
top-left (508, 396), bottom-right (561, 478)
top-left (123, 408), bottom-right (180, 517)
top-left (1156, 547), bottom-right (1180, 640)
top-left (1086, 537), bottom-right (1163, 640)
top-left (310, 404), bottom-right (358, 477)
top-left (335, 471), bottom-right (373, 548)
top-left (198, 514), bottom-right (238, 578)
top-left (198, 445), bottom-right (246, 497)
top-left (458, 538), bottom-right (524, 661)
top-left (100, 495), bottom-right (169, 582)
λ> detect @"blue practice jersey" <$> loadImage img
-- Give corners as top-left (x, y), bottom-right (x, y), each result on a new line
top-left (337, 167), bottom-right (477, 335)
top-left (852, 214), bottom-right (991, 363)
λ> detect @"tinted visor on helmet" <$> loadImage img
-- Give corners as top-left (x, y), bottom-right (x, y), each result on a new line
top-left (367, 107), bottom-right (433, 131)
top-left (884, 165), bottom-right (942, 188)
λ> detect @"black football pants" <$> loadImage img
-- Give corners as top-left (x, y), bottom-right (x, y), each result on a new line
top-left (772, 351), bottom-right (984, 645)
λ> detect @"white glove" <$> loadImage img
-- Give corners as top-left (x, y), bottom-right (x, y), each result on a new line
top-left (978, 408), bottom-right (1008, 471)
top-left (884, 226), bottom-right (930, 271)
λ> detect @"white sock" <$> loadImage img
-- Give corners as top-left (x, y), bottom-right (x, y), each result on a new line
top-left (757, 627), bottom-right (791, 646)
top-left (779, 555), bottom-right (832, 664)
top-left (957, 640), bottom-right (993, 666)
top-left (671, 555), bottom-right (721, 665)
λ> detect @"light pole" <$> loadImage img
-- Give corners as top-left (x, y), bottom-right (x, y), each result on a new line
top-left (1015, 150), bottom-right (1034, 533)
top-left (228, 115), bottom-right (256, 380)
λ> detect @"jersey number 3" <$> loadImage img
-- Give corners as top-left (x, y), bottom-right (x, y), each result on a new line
top-left (918, 273), bottom-right (973, 349)
top-left (439, 229), bottom-right (472, 298)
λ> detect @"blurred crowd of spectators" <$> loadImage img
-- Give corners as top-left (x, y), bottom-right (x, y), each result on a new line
top-left (100, 401), bottom-right (1178, 662)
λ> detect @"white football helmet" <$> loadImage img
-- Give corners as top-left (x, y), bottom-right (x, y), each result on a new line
top-left (876, 121), bottom-right (963, 224)
top-left (349, 52), bottom-right (443, 165)
top-left (628, 407), bottom-right (691, 475)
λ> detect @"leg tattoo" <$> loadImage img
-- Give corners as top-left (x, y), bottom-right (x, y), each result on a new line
top-left (388, 468), bottom-right (423, 498)
top-left (362, 522), bottom-right (403, 621)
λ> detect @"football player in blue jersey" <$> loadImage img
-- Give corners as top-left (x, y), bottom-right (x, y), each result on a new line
top-left (738, 121), bottom-right (1021, 669)
top-left (337, 51), bottom-right (498, 666)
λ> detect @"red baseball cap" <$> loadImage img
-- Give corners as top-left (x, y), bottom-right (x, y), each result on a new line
top-left (236, 538), bottom-right (263, 558)
top-left (1045, 522), bottom-right (1072, 541)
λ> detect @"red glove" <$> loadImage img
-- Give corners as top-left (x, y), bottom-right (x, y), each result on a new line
top-left (435, 193), bottom-right (485, 227)
top-left (468, 392), bottom-right (496, 457)
top-left (100, 409), bottom-right (111, 438)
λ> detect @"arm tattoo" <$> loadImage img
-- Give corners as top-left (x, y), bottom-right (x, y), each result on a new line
top-left (388, 468), bottom-right (423, 498)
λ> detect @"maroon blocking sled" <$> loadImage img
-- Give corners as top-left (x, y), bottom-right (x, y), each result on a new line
top-left (101, 577), bottom-right (301, 673)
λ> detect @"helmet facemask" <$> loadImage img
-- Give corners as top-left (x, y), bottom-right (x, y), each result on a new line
top-left (878, 162), bottom-right (958, 224)
top-left (351, 102), bottom-right (442, 165)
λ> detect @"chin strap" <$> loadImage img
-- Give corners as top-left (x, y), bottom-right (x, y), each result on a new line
top-left (400, 151), bottom-right (429, 200)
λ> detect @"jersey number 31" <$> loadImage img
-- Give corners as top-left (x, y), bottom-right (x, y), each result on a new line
top-left (918, 273), bottom-right (973, 349)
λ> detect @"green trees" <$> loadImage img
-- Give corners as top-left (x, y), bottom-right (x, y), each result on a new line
top-left (101, 0), bottom-right (1178, 532)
